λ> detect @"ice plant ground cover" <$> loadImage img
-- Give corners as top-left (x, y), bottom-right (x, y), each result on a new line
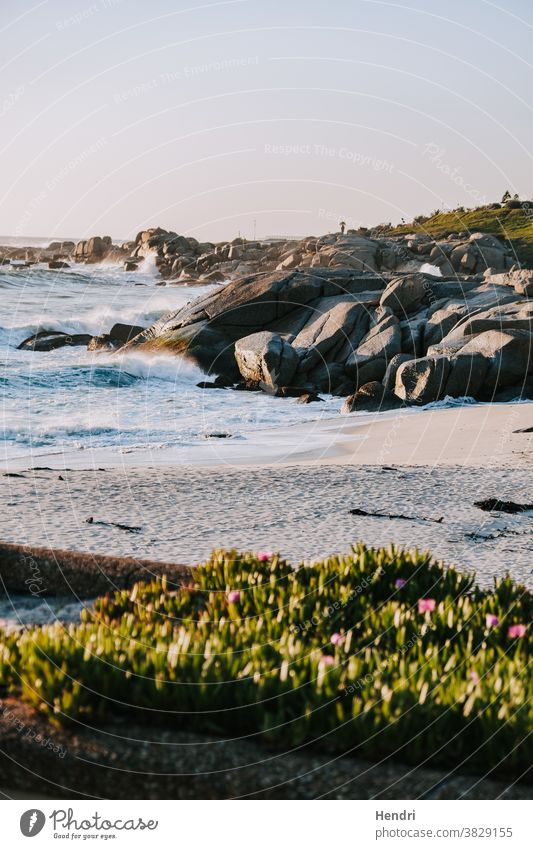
top-left (0, 545), bottom-right (531, 777)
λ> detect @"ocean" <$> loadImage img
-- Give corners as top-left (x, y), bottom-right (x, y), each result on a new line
top-left (0, 260), bottom-right (341, 463)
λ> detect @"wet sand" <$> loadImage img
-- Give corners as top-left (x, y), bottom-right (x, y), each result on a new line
top-left (1, 403), bottom-right (533, 588)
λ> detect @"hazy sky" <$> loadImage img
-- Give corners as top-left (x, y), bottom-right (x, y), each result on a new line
top-left (1, 0), bottom-right (532, 241)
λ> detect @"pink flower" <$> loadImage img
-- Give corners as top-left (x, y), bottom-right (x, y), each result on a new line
top-left (418, 598), bottom-right (436, 614)
top-left (469, 670), bottom-right (480, 684)
top-left (486, 614), bottom-right (499, 629)
top-left (227, 590), bottom-right (241, 604)
top-left (257, 551), bottom-right (273, 562)
top-left (395, 578), bottom-right (407, 589)
top-left (320, 655), bottom-right (335, 667)
top-left (508, 624), bottom-right (527, 638)
top-left (330, 633), bottom-right (343, 646)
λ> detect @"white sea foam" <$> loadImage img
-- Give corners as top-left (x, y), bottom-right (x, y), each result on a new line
top-left (420, 262), bottom-right (442, 276)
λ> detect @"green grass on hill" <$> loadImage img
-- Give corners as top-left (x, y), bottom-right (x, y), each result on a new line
top-left (379, 205), bottom-right (533, 267)
top-left (1, 545), bottom-right (531, 778)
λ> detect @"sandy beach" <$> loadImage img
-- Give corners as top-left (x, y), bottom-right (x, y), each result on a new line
top-left (2, 403), bottom-right (532, 589)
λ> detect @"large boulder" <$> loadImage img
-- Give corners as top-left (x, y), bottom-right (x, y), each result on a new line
top-left (449, 234), bottom-right (510, 274)
top-left (314, 234), bottom-right (380, 271)
top-left (424, 301), bottom-right (469, 348)
top-left (130, 270), bottom-right (383, 376)
top-left (74, 236), bottom-right (112, 263)
top-left (443, 353), bottom-right (488, 399)
top-left (345, 313), bottom-right (401, 376)
top-left (382, 353), bottom-right (413, 391)
top-left (395, 356), bottom-right (451, 405)
top-left (380, 273), bottom-right (428, 315)
top-left (459, 328), bottom-right (533, 394)
top-left (234, 332), bottom-right (299, 387)
top-left (292, 298), bottom-right (369, 371)
top-left (432, 296), bottom-right (530, 349)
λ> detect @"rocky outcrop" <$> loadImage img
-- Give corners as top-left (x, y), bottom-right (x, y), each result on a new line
top-left (11, 219), bottom-right (530, 412)
top-left (130, 260), bottom-right (533, 407)
top-left (74, 235), bottom-right (113, 263)
top-left (98, 221), bottom-right (516, 286)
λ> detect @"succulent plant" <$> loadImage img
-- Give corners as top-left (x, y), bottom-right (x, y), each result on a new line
top-left (0, 544), bottom-right (530, 776)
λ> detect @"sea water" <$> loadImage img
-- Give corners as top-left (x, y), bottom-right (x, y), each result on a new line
top-left (0, 261), bottom-right (342, 463)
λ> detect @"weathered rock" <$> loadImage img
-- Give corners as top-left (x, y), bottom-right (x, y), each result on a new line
top-left (18, 331), bottom-right (92, 352)
top-left (200, 269), bottom-right (226, 283)
top-left (88, 334), bottom-right (120, 352)
top-left (323, 234), bottom-right (380, 271)
top-left (382, 353), bottom-right (413, 391)
top-left (493, 376), bottom-right (533, 401)
top-left (293, 298), bottom-right (369, 371)
top-left (484, 269), bottom-right (533, 297)
top-left (276, 252), bottom-right (301, 271)
top-left (395, 356), bottom-right (451, 405)
top-left (74, 236), bottom-right (112, 263)
top-left (234, 332), bottom-right (299, 387)
top-left (296, 392), bottom-right (324, 404)
top-left (424, 302), bottom-right (469, 348)
top-left (449, 235), bottom-right (509, 274)
top-left (342, 381), bottom-right (403, 413)
top-left (444, 353), bottom-right (488, 398)
top-left (459, 328), bottom-right (533, 394)
top-left (127, 247), bottom-right (533, 410)
top-left (345, 314), bottom-right (401, 375)
top-left (89, 324), bottom-right (145, 351)
top-left (109, 323), bottom-right (145, 344)
top-left (48, 260), bottom-right (70, 270)
top-left (380, 273), bottom-right (428, 315)
top-left (351, 358), bottom-right (388, 388)
top-left (400, 311), bottom-right (429, 357)
top-left (305, 361), bottom-right (345, 392)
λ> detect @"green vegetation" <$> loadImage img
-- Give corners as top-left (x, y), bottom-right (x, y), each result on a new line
top-left (378, 204), bottom-right (533, 266)
top-left (1, 545), bottom-right (531, 776)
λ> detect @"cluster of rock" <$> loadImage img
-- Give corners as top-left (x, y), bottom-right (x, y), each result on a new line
top-left (0, 240), bottom-right (76, 268)
top-left (106, 226), bottom-right (519, 284)
top-left (129, 263), bottom-right (533, 410)
top-left (1, 222), bottom-right (519, 283)
top-left (11, 219), bottom-right (533, 413)
top-left (18, 323), bottom-right (146, 353)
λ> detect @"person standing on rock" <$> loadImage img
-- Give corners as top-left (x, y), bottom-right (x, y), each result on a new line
top-left (339, 220), bottom-right (346, 234)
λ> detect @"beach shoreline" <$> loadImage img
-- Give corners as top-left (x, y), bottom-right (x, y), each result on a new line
top-left (1, 404), bottom-right (532, 588)
top-left (2, 401), bottom-right (532, 471)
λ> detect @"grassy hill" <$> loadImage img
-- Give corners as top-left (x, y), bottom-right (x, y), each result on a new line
top-left (376, 204), bottom-right (533, 267)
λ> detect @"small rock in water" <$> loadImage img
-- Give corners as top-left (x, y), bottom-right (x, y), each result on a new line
top-left (297, 392), bottom-right (324, 404)
top-left (17, 331), bottom-right (92, 352)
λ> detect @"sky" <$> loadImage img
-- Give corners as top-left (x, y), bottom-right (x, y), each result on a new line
top-left (1, 0), bottom-right (532, 241)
